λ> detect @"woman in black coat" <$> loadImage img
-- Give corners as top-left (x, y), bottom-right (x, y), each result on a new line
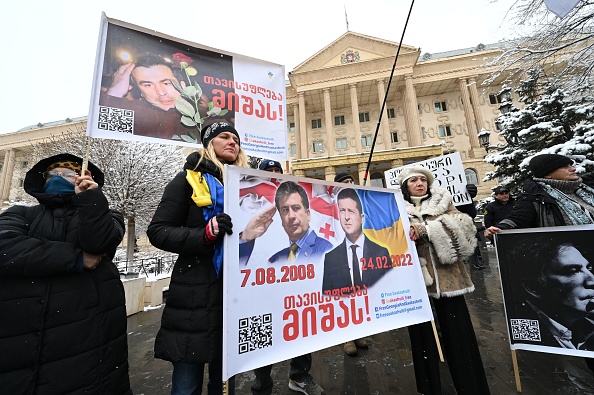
top-left (0, 153), bottom-right (130, 394)
top-left (148, 122), bottom-right (248, 395)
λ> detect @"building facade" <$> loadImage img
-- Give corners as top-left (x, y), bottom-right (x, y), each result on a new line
top-left (285, 32), bottom-right (509, 193)
top-left (1, 32), bottom-right (513, 204)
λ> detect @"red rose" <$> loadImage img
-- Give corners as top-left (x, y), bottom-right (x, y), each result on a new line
top-left (172, 52), bottom-right (193, 66)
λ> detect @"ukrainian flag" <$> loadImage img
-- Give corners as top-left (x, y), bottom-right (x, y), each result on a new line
top-left (357, 189), bottom-right (408, 257)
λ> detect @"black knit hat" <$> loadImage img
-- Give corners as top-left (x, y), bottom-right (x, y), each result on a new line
top-left (200, 122), bottom-right (240, 148)
top-left (529, 154), bottom-right (573, 178)
top-left (334, 173), bottom-right (354, 183)
top-left (259, 159), bottom-right (283, 173)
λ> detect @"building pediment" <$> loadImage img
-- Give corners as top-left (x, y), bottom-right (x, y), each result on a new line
top-left (291, 31), bottom-right (418, 74)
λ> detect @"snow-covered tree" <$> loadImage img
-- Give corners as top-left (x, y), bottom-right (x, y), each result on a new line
top-left (487, 0), bottom-right (594, 96)
top-left (484, 70), bottom-right (594, 191)
top-left (30, 127), bottom-right (185, 261)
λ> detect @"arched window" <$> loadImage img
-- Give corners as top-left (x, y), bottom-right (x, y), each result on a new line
top-left (465, 168), bottom-right (479, 185)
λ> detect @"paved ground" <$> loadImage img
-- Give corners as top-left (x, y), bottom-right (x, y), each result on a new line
top-left (127, 245), bottom-right (594, 394)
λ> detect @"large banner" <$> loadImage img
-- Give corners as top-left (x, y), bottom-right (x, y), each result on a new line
top-left (87, 13), bottom-right (287, 161)
top-left (384, 152), bottom-right (472, 206)
top-left (222, 166), bottom-right (433, 379)
top-left (495, 225), bottom-right (594, 357)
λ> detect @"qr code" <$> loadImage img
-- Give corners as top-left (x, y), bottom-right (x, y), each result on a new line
top-left (97, 106), bottom-right (134, 133)
top-left (238, 313), bottom-right (272, 354)
top-left (510, 318), bottom-right (541, 342)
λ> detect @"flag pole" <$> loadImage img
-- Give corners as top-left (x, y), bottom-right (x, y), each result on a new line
top-left (362, 0), bottom-right (416, 186)
top-left (81, 136), bottom-right (92, 175)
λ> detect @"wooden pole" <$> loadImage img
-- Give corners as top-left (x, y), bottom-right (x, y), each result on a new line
top-left (81, 136), bottom-right (91, 175)
top-left (511, 349), bottom-right (522, 392)
top-left (430, 319), bottom-right (445, 362)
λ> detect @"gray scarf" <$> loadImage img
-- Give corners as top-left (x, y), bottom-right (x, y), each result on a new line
top-left (536, 178), bottom-right (594, 225)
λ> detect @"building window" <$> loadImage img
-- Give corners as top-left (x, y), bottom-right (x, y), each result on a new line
top-left (434, 101), bottom-right (447, 112)
top-left (361, 135), bottom-right (373, 147)
top-left (370, 173), bottom-right (385, 188)
top-left (313, 141), bottom-right (324, 152)
top-left (290, 144), bottom-right (296, 155)
top-left (289, 122), bottom-right (295, 132)
top-left (334, 115), bottom-right (345, 126)
top-left (489, 93), bottom-right (503, 105)
top-left (311, 119), bottom-right (322, 129)
top-left (387, 108), bottom-right (396, 119)
top-left (336, 138), bottom-right (348, 150)
top-left (465, 169), bottom-right (479, 185)
top-left (359, 112), bottom-right (370, 122)
top-left (390, 131), bottom-right (399, 143)
top-left (438, 125), bottom-right (452, 137)
top-left (418, 104), bottom-right (422, 115)
top-left (421, 127), bottom-right (426, 140)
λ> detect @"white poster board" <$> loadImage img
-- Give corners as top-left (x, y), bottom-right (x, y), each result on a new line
top-left (87, 13), bottom-right (287, 161)
top-left (222, 166), bottom-right (433, 380)
top-left (384, 152), bottom-right (472, 206)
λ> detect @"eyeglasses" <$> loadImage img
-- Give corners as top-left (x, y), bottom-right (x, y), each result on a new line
top-left (44, 170), bottom-right (78, 179)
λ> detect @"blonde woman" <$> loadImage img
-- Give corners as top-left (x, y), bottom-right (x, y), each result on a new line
top-left (148, 122), bottom-right (248, 395)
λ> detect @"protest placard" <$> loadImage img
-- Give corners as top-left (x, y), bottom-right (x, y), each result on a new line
top-left (222, 166), bottom-right (433, 379)
top-left (87, 13), bottom-right (287, 161)
top-left (495, 225), bottom-right (594, 358)
top-left (384, 152), bottom-right (472, 206)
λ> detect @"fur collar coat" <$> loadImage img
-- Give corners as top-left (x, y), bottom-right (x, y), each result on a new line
top-left (404, 187), bottom-right (476, 298)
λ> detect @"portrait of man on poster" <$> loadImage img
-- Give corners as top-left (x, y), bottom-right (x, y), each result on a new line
top-left (322, 188), bottom-right (392, 293)
top-left (499, 229), bottom-right (594, 351)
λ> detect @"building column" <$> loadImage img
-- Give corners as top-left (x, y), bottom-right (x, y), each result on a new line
top-left (357, 162), bottom-right (367, 186)
top-left (376, 79), bottom-right (391, 148)
top-left (349, 83), bottom-right (363, 153)
top-left (292, 104), bottom-right (301, 159)
top-left (459, 78), bottom-right (480, 148)
top-left (0, 149), bottom-right (16, 201)
top-left (403, 75), bottom-right (422, 147)
top-left (468, 76), bottom-right (486, 133)
top-left (390, 159), bottom-right (404, 168)
top-left (324, 166), bottom-right (336, 182)
top-left (323, 88), bottom-right (335, 156)
top-left (298, 92), bottom-right (308, 159)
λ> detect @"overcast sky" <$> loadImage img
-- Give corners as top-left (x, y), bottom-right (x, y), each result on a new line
top-left (0, 0), bottom-right (519, 135)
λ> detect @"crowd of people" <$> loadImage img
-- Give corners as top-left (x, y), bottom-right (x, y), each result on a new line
top-left (2, 123), bottom-right (593, 395)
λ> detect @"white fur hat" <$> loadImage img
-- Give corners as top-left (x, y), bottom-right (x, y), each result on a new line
top-left (397, 166), bottom-right (435, 187)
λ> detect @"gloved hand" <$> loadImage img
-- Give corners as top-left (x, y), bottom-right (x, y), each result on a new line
top-left (466, 184), bottom-right (478, 198)
top-left (204, 213), bottom-right (233, 243)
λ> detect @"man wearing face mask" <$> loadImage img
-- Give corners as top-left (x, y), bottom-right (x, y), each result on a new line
top-left (0, 153), bottom-right (130, 394)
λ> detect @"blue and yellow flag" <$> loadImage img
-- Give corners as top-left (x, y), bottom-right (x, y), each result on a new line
top-left (358, 190), bottom-right (408, 257)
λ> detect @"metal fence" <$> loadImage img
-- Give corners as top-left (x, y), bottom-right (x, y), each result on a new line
top-left (114, 254), bottom-right (178, 277)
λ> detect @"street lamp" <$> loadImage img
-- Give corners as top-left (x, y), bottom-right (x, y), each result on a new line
top-left (478, 128), bottom-right (491, 150)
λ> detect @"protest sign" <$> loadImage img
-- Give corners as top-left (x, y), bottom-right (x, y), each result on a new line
top-left (495, 225), bottom-right (594, 358)
top-left (222, 166), bottom-right (433, 379)
top-left (384, 152), bottom-right (471, 206)
top-left (87, 13), bottom-right (287, 161)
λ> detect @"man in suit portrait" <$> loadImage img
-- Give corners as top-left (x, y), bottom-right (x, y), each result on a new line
top-left (240, 180), bottom-right (332, 266)
top-left (322, 188), bottom-right (391, 293)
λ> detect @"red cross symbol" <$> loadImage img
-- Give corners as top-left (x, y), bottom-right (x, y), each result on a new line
top-left (319, 222), bottom-right (335, 240)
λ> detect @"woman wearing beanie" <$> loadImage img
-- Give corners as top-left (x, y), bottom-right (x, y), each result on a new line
top-left (485, 153), bottom-right (594, 375)
top-left (399, 166), bottom-right (490, 395)
top-left (148, 122), bottom-right (248, 395)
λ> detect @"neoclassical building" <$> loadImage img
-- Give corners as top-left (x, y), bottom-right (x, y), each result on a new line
top-left (285, 31), bottom-right (509, 194)
top-left (1, 31), bottom-right (512, 204)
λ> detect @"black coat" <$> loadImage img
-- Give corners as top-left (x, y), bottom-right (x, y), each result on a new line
top-left (498, 176), bottom-right (594, 229)
top-left (483, 198), bottom-right (515, 228)
top-left (147, 153), bottom-right (223, 364)
top-left (0, 154), bottom-right (130, 395)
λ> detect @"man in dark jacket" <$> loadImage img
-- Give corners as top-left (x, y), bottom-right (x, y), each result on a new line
top-left (0, 153), bottom-right (130, 394)
top-left (483, 186), bottom-right (515, 229)
top-left (485, 153), bottom-right (594, 375)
